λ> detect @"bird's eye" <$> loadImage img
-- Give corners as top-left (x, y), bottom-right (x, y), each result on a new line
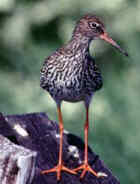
top-left (90, 22), bottom-right (99, 29)
top-left (89, 22), bottom-right (104, 34)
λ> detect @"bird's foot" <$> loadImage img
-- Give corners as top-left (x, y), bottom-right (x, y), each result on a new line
top-left (42, 164), bottom-right (77, 180)
top-left (73, 162), bottom-right (100, 179)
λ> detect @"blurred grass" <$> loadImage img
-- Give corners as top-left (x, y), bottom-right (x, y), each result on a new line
top-left (0, 0), bottom-right (140, 183)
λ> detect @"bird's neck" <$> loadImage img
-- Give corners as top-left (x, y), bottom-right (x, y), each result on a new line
top-left (66, 34), bottom-right (92, 55)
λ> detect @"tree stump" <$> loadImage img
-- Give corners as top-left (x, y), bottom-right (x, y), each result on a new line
top-left (0, 112), bottom-right (120, 184)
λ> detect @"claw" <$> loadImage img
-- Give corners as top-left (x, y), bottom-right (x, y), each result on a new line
top-left (42, 164), bottom-right (76, 180)
top-left (73, 163), bottom-right (98, 178)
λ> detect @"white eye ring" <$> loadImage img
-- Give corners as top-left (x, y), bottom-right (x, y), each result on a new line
top-left (90, 22), bottom-right (99, 28)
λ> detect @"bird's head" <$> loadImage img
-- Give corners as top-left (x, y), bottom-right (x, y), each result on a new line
top-left (73, 14), bottom-right (128, 56)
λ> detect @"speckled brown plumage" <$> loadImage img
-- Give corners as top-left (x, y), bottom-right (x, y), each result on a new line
top-left (40, 14), bottom-right (128, 180)
top-left (40, 42), bottom-right (102, 105)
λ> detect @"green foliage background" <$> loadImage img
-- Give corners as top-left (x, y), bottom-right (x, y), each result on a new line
top-left (0, 0), bottom-right (139, 183)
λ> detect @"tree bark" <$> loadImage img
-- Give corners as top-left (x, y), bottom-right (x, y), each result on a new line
top-left (0, 134), bottom-right (36, 184)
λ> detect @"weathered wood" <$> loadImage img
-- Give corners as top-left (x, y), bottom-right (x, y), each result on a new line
top-left (0, 134), bottom-right (36, 184)
top-left (0, 112), bottom-right (120, 184)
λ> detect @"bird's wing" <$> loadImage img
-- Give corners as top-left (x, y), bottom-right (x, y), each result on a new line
top-left (40, 52), bottom-right (57, 89)
top-left (84, 56), bottom-right (103, 91)
top-left (40, 50), bottom-right (66, 89)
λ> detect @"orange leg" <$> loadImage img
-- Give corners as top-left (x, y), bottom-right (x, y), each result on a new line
top-left (73, 107), bottom-right (98, 178)
top-left (42, 105), bottom-right (76, 180)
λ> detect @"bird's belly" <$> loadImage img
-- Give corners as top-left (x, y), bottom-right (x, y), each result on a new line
top-left (57, 88), bottom-right (85, 102)
top-left (48, 79), bottom-right (86, 102)
top-left (62, 91), bottom-right (84, 102)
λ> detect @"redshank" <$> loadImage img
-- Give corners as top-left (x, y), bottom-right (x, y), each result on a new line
top-left (40, 14), bottom-right (128, 180)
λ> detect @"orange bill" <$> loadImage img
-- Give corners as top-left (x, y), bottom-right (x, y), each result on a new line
top-left (100, 33), bottom-right (128, 57)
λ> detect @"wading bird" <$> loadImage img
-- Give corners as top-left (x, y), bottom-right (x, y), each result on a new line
top-left (40, 14), bottom-right (128, 180)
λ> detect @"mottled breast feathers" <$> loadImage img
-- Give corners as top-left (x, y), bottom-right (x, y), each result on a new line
top-left (40, 49), bottom-right (103, 103)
